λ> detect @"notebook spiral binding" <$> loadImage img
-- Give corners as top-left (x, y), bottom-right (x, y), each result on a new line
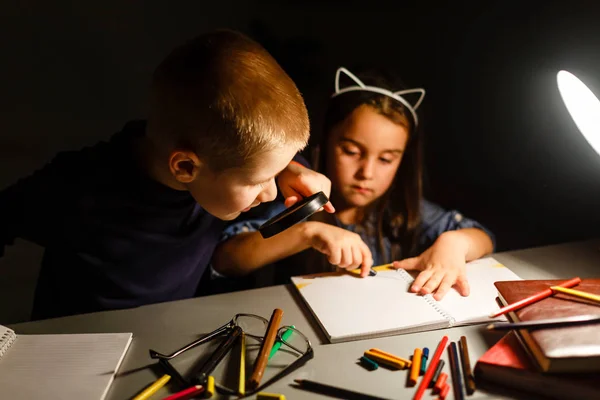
top-left (395, 268), bottom-right (457, 325)
top-left (0, 328), bottom-right (17, 358)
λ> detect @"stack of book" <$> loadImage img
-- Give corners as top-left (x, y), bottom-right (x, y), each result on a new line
top-left (474, 279), bottom-right (600, 400)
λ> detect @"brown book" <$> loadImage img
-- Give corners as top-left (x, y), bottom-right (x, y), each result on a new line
top-left (475, 331), bottom-right (600, 400)
top-left (494, 279), bottom-right (600, 373)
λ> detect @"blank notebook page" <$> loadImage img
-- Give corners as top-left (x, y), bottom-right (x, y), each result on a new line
top-left (436, 258), bottom-right (522, 324)
top-left (293, 269), bottom-right (448, 341)
top-left (0, 333), bottom-right (133, 400)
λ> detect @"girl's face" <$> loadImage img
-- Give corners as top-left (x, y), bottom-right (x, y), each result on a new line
top-left (326, 104), bottom-right (409, 209)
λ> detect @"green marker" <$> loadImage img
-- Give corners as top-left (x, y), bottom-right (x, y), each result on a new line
top-left (269, 326), bottom-right (295, 360)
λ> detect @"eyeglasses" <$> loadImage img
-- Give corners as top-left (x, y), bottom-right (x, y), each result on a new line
top-left (149, 313), bottom-right (313, 396)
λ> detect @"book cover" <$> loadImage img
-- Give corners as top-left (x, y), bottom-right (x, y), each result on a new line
top-left (494, 279), bottom-right (600, 373)
top-left (475, 332), bottom-right (599, 400)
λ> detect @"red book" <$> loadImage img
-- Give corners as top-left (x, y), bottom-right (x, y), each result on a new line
top-left (475, 332), bottom-right (600, 400)
top-left (495, 278), bottom-right (600, 373)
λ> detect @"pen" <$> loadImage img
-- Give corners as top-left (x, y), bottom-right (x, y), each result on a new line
top-left (420, 347), bottom-right (429, 376)
top-left (551, 286), bottom-right (600, 303)
top-left (133, 374), bottom-right (171, 400)
top-left (489, 277), bottom-right (581, 318)
top-left (487, 314), bottom-right (600, 330)
top-left (293, 379), bottom-right (388, 400)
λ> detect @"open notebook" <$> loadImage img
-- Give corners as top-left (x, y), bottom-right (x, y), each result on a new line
top-left (0, 325), bottom-right (132, 400)
top-left (291, 257), bottom-right (521, 343)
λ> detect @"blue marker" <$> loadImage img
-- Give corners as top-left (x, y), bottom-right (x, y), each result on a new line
top-left (420, 347), bottom-right (429, 375)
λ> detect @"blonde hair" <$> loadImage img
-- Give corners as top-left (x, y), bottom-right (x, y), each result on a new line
top-left (147, 30), bottom-right (309, 171)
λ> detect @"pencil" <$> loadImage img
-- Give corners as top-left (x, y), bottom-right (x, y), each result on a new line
top-left (551, 286), bottom-right (600, 303)
top-left (248, 308), bottom-right (284, 390)
top-left (408, 348), bottom-right (422, 386)
top-left (293, 379), bottom-right (388, 400)
top-left (459, 336), bottom-right (475, 395)
top-left (239, 332), bottom-right (246, 396)
top-left (487, 314), bottom-right (600, 330)
top-left (448, 341), bottom-right (465, 400)
top-left (132, 374), bottom-right (171, 400)
top-left (413, 335), bottom-right (448, 400)
top-left (162, 385), bottom-right (204, 400)
top-left (489, 277), bottom-right (581, 318)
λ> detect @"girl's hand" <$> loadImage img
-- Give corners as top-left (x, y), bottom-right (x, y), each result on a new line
top-left (303, 222), bottom-right (373, 277)
top-left (392, 231), bottom-right (471, 300)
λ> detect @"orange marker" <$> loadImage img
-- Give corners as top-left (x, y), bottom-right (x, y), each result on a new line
top-left (433, 372), bottom-right (448, 394)
top-left (408, 348), bottom-right (422, 387)
top-left (439, 383), bottom-right (450, 400)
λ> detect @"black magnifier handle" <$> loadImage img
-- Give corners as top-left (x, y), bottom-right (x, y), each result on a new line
top-left (195, 325), bottom-right (243, 385)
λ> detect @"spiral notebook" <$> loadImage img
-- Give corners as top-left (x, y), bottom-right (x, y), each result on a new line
top-left (0, 325), bottom-right (132, 400)
top-left (291, 257), bottom-right (522, 343)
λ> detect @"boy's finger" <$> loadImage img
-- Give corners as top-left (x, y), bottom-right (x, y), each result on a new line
top-left (284, 196), bottom-right (299, 208)
top-left (322, 201), bottom-right (335, 213)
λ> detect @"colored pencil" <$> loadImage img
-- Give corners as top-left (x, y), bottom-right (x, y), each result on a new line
top-left (413, 335), bottom-right (448, 400)
top-left (248, 308), bottom-right (283, 390)
top-left (487, 314), bottom-right (600, 330)
top-left (551, 286), bottom-right (600, 303)
top-left (133, 374), bottom-right (171, 400)
top-left (162, 385), bottom-right (204, 400)
top-left (293, 379), bottom-right (388, 400)
top-left (448, 341), bottom-right (465, 400)
top-left (489, 277), bottom-right (581, 318)
top-left (459, 336), bottom-right (476, 395)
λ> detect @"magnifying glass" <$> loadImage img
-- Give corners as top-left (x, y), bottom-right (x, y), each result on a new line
top-left (258, 191), bottom-right (329, 238)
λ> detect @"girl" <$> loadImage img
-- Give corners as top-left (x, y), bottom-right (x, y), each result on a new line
top-left (212, 67), bottom-right (494, 301)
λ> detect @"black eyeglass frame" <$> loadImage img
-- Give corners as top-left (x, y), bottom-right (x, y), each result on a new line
top-left (148, 314), bottom-right (314, 397)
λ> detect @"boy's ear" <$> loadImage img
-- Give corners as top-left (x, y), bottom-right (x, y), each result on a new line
top-left (168, 150), bottom-right (203, 183)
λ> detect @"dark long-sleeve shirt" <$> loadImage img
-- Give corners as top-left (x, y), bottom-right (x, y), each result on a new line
top-left (0, 121), bottom-right (225, 319)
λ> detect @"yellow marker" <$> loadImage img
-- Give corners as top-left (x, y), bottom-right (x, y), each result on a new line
top-left (257, 393), bottom-right (286, 400)
top-left (369, 348), bottom-right (412, 366)
top-left (132, 374), bottom-right (171, 400)
top-left (364, 350), bottom-right (407, 369)
top-left (551, 286), bottom-right (600, 303)
top-left (408, 348), bottom-right (422, 387)
top-left (239, 333), bottom-right (246, 395)
top-left (204, 376), bottom-right (215, 398)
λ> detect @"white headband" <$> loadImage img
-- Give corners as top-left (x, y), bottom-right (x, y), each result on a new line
top-left (331, 67), bottom-right (426, 128)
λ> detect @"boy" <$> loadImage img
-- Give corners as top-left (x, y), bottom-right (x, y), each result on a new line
top-left (0, 30), bottom-right (337, 320)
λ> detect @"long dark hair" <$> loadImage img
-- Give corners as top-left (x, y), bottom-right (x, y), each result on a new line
top-left (312, 68), bottom-right (424, 262)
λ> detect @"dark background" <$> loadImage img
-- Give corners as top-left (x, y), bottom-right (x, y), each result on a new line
top-left (1, 0), bottom-right (600, 322)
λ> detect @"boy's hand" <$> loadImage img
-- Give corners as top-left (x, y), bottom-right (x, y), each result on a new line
top-left (304, 222), bottom-right (373, 277)
top-left (276, 161), bottom-right (335, 213)
top-left (392, 231), bottom-right (471, 300)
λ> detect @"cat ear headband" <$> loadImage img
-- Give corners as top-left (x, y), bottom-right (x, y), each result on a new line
top-left (332, 67), bottom-right (426, 128)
